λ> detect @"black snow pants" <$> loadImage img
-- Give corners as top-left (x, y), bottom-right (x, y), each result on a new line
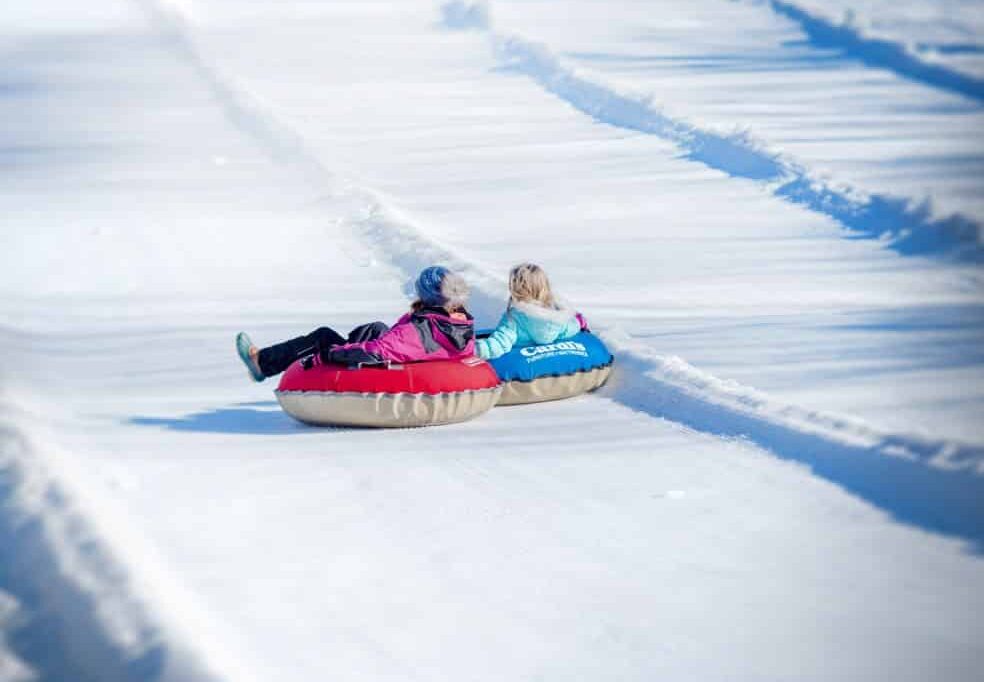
top-left (256, 321), bottom-right (389, 377)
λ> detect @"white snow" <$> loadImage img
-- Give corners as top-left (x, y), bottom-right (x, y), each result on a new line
top-left (1, 0), bottom-right (983, 680)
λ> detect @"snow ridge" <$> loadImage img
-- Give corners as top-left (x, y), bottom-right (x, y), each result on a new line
top-left (602, 334), bottom-right (984, 545)
top-left (133, 0), bottom-right (509, 321)
top-left (0, 395), bottom-right (259, 682)
top-left (0, 418), bottom-right (166, 682)
top-left (762, 0), bottom-right (984, 103)
top-left (353, 197), bottom-right (984, 544)
top-left (136, 0), bottom-right (984, 546)
top-left (358, 206), bottom-right (984, 541)
top-left (133, 0), bottom-right (326, 176)
top-left (355, 199), bottom-right (984, 541)
top-left (443, 1), bottom-right (982, 260)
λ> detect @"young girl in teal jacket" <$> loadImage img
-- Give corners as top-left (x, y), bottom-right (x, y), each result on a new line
top-left (477, 263), bottom-right (588, 360)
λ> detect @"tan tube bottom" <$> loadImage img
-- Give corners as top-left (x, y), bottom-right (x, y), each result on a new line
top-left (496, 365), bottom-right (612, 406)
top-left (276, 386), bottom-right (503, 428)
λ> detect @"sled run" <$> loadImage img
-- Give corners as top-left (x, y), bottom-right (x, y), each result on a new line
top-left (1, 1), bottom-right (982, 680)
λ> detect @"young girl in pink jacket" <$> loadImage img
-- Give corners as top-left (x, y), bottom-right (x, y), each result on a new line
top-left (236, 266), bottom-right (474, 381)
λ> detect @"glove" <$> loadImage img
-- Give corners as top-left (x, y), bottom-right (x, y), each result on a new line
top-left (301, 354), bottom-right (319, 370)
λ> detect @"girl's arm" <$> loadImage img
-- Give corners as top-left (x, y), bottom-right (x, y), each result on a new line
top-left (557, 314), bottom-right (584, 339)
top-left (476, 312), bottom-right (518, 360)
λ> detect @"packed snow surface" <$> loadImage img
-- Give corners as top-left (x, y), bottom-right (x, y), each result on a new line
top-left (1, 0), bottom-right (983, 680)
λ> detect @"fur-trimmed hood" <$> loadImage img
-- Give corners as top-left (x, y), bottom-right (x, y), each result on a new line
top-left (509, 299), bottom-right (577, 325)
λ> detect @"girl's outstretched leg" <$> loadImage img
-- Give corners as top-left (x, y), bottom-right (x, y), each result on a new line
top-left (346, 321), bottom-right (389, 344)
top-left (255, 326), bottom-right (346, 377)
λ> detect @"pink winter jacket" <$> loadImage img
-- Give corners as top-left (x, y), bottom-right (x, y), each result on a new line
top-left (322, 307), bottom-right (475, 366)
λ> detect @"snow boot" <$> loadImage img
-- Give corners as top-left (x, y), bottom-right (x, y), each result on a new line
top-left (236, 332), bottom-right (266, 382)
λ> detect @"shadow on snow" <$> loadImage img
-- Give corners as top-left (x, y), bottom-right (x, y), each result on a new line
top-left (766, 0), bottom-right (984, 103)
top-left (128, 402), bottom-right (313, 435)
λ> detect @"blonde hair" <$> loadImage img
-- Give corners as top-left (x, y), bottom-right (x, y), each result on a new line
top-left (508, 262), bottom-right (556, 308)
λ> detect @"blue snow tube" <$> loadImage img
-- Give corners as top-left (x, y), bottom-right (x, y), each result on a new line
top-left (482, 331), bottom-right (614, 405)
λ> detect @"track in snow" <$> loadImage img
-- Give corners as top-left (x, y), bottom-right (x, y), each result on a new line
top-left (761, 0), bottom-right (984, 103)
top-left (133, 0), bottom-right (984, 548)
top-left (441, 1), bottom-right (983, 261)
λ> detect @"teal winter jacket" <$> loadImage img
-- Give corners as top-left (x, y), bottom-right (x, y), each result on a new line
top-left (476, 300), bottom-right (583, 360)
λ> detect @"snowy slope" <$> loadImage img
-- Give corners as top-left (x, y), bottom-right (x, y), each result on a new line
top-left (2, 0), bottom-right (983, 680)
top-left (165, 0), bottom-right (984, 439)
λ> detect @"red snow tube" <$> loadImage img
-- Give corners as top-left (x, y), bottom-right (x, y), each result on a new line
top-left (275, 357), bottom-right (502, 427)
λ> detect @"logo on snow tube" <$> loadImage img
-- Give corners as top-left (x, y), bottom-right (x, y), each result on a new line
top-left (519, 341), bottom-right (588, 361)
top-left (488, 332), bottom-right (612, 383)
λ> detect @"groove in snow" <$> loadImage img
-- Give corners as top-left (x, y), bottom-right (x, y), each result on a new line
top-left (442, 1), bottom-right (983, 261)
top-left (761, 0), bottom-right (984, 103)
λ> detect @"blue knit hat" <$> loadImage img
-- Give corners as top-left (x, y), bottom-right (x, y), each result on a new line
top-left (415, 266), bottom-right (450, 306)
top-left (414, 266), bottom-right (469, 308)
